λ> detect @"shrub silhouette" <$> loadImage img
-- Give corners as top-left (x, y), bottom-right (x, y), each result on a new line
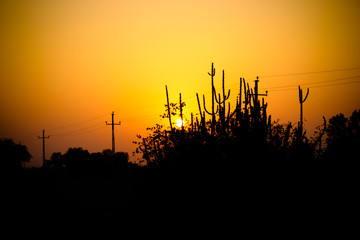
top-left (0, 138), bottom-right (31, 173)
top-left (323, 109), bottom-right (360, 162)
top-left (47, 147), bottom-right (129, 178)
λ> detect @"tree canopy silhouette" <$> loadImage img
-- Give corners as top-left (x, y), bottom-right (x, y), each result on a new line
top-left (46, 147), bottom-right (129, 179)
top-left (0, 138), bottom-right (31, 172)
top-left (324, 109), bottom-right (360, 161)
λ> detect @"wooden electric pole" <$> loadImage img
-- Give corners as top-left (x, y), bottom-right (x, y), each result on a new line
top-left (250, 76), bottom-right (268, 122)
top-left (106, 111), bottom-right (121, 154)
top-left (38, 129), bottom-right (49, 167)
top-left (298, 86), bottom-right (309, 139)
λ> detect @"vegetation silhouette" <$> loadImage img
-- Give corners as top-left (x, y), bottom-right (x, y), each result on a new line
top-left (134, 63), bottom-right (317, 171)
top-left (1, 63), bottom-right (358, 226)
top-left (323, 110), bottom-right (360, 162)
top-left (0, 138), bottom-right (31, 171)
top-left (131, 63), bottom-right (359, 223)
top-left (46, 147), bottom-right (129, 180)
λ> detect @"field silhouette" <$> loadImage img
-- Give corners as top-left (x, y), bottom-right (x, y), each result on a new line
top-left (1, 63), bottom-right (358, 229)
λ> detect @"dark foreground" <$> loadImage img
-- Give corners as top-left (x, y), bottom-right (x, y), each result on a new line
top-left (1, 161), bottom-right (357, 232)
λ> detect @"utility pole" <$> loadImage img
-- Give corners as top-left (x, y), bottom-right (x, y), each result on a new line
top-left (298, 86), bottom-right (309, 140)
top-left (38, 129), bottom-right (49, 167)
top-left (251, 76), bottom-right (268, 122)
top-left (105, 111), bottom-right (121, 154)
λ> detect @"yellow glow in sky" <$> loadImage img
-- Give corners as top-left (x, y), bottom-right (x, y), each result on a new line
top-left (1, 0), bottom-right (360, 166)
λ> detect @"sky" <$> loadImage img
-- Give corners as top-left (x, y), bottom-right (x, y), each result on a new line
top-left (1, 0), bottom-right (360, 167)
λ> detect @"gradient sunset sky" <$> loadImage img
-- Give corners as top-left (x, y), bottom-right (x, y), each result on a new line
top-left (1, 0), bottom-right (360, 167)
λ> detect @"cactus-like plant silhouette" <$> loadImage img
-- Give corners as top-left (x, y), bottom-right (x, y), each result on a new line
top-left (134, 63), bottom-right (283, 167)
top-left (202, 62), bottom-right (218, 134)
top-left (134, 62), bottom-right (357, 168)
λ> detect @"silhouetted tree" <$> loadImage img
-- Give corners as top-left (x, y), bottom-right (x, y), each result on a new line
top-left (91, 149), bottom-right (129, 177)
top-left (112, 151), bottom-right (129, 169)
top-left (288, 126), bottom-right (314, 161)
top-left (0, 138), bottom-right (31, 172)
top-left (62, 147), bottom-right (90, 176)
top-left (267, 120), bottom-right (292, 160)
top-left (49, 152), bottom-right (64, 169)
top-left (46, 147), bottom-right (130, 179)
top-left (324, 109), bottom-right (360, 161)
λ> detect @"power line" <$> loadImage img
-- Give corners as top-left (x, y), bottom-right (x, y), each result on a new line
top-left (265, 75), bottom-right (360, 90)
top-left (108, 67), bottom-right (360, 118)
top-left (122, 113), bottom-right (160, 122)
top-left (261, 67), bottom-right (360, 78)
top-left (50, 122), bottom-right (105, 136)
top-left (52, 125), bottom-right (107, 137)
top-left (117, 73), bottom-right (360, 121)
top-left (310, 80), bottom-right (360, 89)
top-left (225, 67), bottom-right (360, 89)
top-left (25, 67), bottom-right (360, 142)
top-left (269, 79), bottom-right (360, 92)
top-left (47, 111), bottom-right (111, 131)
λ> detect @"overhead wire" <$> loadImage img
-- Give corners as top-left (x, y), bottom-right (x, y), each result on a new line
top-left (305, 79), bottom-right (360, 89)
top-left (265, 75), bottom-right (360, 91)
top-left (28, 66), bottom-right (360, 138)
top-left (46, 111), bottom-right (111, 131)
top-left (121, 67), bottom-right (360, 122)
top-left (260, 66), bottom-right (360, 78)
top-left (50, 121), bottom-right (105, 136)
top-left (224, 66), bottom-right (360, 89)
top-left (268, 80), bottom-right (360, 92)
top-left (26, 111), bottom-right (112, 138)
top-left (52, 125), bottom-right (107, 137)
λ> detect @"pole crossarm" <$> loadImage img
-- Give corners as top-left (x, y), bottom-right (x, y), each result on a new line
top-left (248, 77), bottom-right (268, 97)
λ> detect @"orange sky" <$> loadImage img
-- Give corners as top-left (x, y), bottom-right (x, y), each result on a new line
top-left (1, 0), bottom-right (360, 167)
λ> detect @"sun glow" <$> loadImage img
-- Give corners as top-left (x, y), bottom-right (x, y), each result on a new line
top-left (175, 119), bottom-right (185, 128)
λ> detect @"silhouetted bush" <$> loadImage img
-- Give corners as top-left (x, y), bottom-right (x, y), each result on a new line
top-left (46, 147), bottom-right (129, 178)
top-left (0, 138), bottom-right (31, 173)
top-left (323, 109), bottom-right (360, 162)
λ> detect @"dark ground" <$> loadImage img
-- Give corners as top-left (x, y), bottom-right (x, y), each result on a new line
top-left (2, 161), bottom-right (356, 233)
